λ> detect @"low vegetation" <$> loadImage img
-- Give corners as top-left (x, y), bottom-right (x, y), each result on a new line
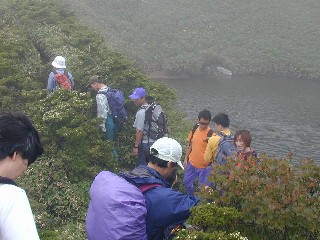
top-left (1, 0), bottom-right (319, 239)
top-left (0, 0), bottom-right (188, 238)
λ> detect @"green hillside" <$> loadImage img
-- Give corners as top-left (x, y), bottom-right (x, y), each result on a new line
top-left (1, 1), bottom-right (319, 239)
top-left (60, 0), bottom-right (320, 78)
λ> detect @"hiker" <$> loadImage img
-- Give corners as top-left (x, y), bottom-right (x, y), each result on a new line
top-left (47, 56), bottom-right (75, 93)
top-left (183, 109), bottom-right (214, 195)
top-left (0, 112), bottom-right (44, 240)
top-left (234, 130), bottom-right (258, 172)
top-left (88, 76), bottom-right (123, 141)
top-left (129, 87), bottom-right (154, 165)
top-left (120, 137), bottom-right (199, 240)
top-left (204, 113), bottom-right (235, 164)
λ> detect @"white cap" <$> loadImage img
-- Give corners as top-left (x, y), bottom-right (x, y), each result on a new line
top-left (150, 137), bottom-right (184, 170)
top-left (52, 56), bottom-right (66, 69)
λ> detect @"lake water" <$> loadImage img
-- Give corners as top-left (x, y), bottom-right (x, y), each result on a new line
top-left (154, 73), bottom-right (320, 163)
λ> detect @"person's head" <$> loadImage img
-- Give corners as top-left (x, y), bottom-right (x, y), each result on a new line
top-left (147, 137), bottom-right (183, 179)
top-left (129, 87), bottom-right (147, 106)
top-left (212, 113), bottom-right (230, 131)
top-left (198, 109), bottom-right (211, 131)
top-left (87, 76), bottom-right (104, 92)
top-left (234, 130), bottom-right (252, 152)
top-left (52, 56), bottom-right (66, 69)
top-left (0, 112), bottom-right (44, 179)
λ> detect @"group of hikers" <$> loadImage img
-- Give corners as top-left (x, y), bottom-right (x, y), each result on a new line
top-left (0, 56), bottom-right (258, 240)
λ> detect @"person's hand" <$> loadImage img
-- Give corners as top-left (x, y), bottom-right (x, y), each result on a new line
top-left (133, 147), bottom-right (139, 157)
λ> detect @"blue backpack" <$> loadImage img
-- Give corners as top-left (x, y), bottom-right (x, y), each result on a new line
top-left (215, 132), bottom-right (237, 165)
top-left (98, 88), bottom-right (127, 124)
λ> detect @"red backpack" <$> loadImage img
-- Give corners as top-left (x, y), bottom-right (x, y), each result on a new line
top-left (54, 70), bottom-right (72, 90)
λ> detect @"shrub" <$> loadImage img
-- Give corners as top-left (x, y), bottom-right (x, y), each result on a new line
top-left (200, 155), bottom-right (320, 239)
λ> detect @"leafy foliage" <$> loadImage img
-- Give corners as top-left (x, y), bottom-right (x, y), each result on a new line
top-left (0, 0), bottom-right (190, 238)
top-left (197, 155), bottom-right (320, 239)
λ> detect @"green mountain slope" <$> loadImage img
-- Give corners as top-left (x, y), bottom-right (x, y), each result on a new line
top-left (60, 0), bottom-right (320, 78)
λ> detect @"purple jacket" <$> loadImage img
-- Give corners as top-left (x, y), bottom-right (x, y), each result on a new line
top-left (86, 171), bottom-right (148, 240)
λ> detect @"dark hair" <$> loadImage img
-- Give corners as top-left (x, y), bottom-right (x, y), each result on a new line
top-left (234, 130), bottom-right (252, 147)
top-left (146, 154), bottom-right (169, 168)
top-left (88, 75), bottom-right (103, 85)
top-left (212, 113), bottom-right (230, 128)
top-left (198, 109), bottom-right (212, 122)
top-left (0, 112), bottom-right (44, 165)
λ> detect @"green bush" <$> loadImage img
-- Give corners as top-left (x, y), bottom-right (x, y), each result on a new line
top-left (1, 0), bottom-right (190, 238)
top-left (199, 155), bottom-right (320, 239)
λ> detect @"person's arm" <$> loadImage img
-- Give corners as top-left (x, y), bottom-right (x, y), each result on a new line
top-left (96, 94), bottom-right (110, 131)
top-left (1, 188), bottom-right (40, 240)
top-left (204, 136), bottom-right (219, 162)
top-left (146, 187), bottom-right (200, 236)
top-left (183, 132), bottom-right (192, 169)
top-left (68, 72), bottom-right (75, 90)
top-left (47, 72), bottom-right (55, 93)
top-left (132, 109), bottom-right (145, 156)
top-left (133, 129), bottom-right (143, 156)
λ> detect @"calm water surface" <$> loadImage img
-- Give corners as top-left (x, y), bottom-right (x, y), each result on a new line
top-left (154, 74), bottom-right (320, 163)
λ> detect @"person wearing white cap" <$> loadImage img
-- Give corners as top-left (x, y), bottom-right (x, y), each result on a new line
top-left (120, 137), bottom-right (199, 240)
top-left (47, 56), bottom-right (75, 93)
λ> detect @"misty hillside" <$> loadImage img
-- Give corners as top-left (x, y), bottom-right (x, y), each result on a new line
top-left (59, 0), bottom-right (320, 78)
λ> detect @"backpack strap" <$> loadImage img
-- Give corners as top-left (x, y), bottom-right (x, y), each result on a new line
top-left (138, 183), bottom-right (162, 193)
top-left (206, 129), bottom-right (214, 142)
top-left (188, 123), bottom-right (199, 146)
top-left (63, 69), bottom-right (68, 78)
top-left (143, 102), bottom-right (156, 143)
top-left (0, 176), bottom-right (16, 186)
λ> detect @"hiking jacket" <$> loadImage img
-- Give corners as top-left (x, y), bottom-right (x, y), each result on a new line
top-left (120, 166), bottom-right (199, 240)
top-left (47, 69), bottom-right (74, 93)
top-left (96, 86), bottom-right (111, 131)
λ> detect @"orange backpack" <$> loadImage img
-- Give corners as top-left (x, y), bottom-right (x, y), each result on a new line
top-left (54, 70), bottom-right (72, 90)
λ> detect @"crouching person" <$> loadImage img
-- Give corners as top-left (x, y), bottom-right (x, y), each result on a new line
top-left (86, 137), bottom-right (198, 240)
top-left (120, 137), bottom-right (199, 240)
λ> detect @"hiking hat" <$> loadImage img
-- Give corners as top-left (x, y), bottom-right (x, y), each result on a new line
top-left (212, 113), bottom-right (230, 128)
top-left (87, 75), bottom-right (102, 87)
top-left (150, 137), bottom-right (184, 170)
top-left (52, 56), bottom-right (66, 69)
top-left (129, 87), bottom-right (146, 100)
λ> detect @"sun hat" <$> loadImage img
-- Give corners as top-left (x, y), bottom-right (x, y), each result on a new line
top-left (52, 56), bottom-right (66, 69)
top-left (128, 87), bottom-right (146, 100)
top-left (150, 137), bottom-right (184, 170)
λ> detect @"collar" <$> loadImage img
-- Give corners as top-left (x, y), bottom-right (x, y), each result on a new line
top-left (0, 176), bottom-right (17, 186)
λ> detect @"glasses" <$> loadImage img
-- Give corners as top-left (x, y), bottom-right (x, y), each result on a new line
top-left (198, 122), bottom-right (210, 126)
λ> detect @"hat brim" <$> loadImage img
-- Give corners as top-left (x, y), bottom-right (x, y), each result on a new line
top-left (177, 161), bottom-right (184, 170)
top-left (129, 94), bottom-right (142, 100)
